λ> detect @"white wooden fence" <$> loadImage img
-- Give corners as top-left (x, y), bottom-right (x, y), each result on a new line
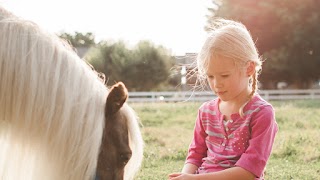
top-left (128, 89), bottom-right (320, 103)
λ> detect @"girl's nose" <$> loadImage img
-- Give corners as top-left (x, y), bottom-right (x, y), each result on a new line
top-left (214, 79), bottom-right (222, 88)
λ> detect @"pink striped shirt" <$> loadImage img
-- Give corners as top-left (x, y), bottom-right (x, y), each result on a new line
top-left (185, 95), bottom-right (278, 179)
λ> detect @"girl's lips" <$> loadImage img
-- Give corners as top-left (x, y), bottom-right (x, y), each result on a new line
top-left (216, 91), bottom-right (226, 96)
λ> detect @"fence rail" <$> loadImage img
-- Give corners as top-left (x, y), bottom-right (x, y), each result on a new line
top-left (128, 89), bottom-right (320, 103)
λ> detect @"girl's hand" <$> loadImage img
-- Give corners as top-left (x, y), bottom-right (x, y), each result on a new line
top-left (168, 173), bottom-right (181, 179)
top-left (168, 173), bottom-right (194, 180)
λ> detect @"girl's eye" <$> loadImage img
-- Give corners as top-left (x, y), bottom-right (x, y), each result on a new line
top-left (221, 75), bottom-right (229, 78)
top-left (207, 75), bottom-right (214, 79)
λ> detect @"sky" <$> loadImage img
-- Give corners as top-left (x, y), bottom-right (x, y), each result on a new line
top-left (1, 0), bottom-right (213, 56)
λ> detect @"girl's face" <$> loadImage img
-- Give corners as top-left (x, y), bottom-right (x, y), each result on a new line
top-left (206, 56), bottom-right (252, 102)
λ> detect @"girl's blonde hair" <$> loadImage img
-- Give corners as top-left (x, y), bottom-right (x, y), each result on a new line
top-left (194, 19), bottom-right (263, 116)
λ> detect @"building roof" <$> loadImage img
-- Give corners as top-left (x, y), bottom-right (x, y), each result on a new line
top-left (175, 53), bottom-right (197, 65)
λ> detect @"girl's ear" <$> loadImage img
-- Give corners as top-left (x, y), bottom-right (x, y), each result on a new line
top-left (246, 61), bottom-right (255, 76)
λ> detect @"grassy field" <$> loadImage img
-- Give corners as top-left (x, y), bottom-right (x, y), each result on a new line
top-left (129, 100), bottom-right (320, 180)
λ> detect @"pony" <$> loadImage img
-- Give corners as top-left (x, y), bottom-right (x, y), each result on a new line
top-left (0, 6), bottom-right (143, 180)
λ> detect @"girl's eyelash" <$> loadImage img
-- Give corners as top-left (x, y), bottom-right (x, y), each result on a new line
top-left (207, 75), bottom-right (229, 78)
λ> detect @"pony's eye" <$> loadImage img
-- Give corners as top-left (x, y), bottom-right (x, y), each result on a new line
top-left (120, 153), bottom-right (132, 165)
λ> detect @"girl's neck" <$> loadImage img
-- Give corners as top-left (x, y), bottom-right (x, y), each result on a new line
top-left (218, 88), bottom-right (252, 119)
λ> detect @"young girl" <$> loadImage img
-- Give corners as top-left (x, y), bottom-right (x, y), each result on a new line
top-left (168, 19), bottom-right (278, 180)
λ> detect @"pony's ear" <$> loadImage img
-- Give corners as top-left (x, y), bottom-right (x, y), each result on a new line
top-left (106, 82), bottom-right (128, 115)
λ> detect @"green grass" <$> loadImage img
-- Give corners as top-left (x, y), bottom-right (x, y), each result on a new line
top-left (129, 100), bottom-right (320, 180)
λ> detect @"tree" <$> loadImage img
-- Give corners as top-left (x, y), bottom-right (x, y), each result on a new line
top-left (88, 40), bottom-right (174, 91)
top-left (88, 41), bottom-right (130, 86)
top-left (278, 0), bottom-right (320, 88)
top-left (58, 32), bottom-right (96, 47)
top-left (123, 41), bottom-right (174, 91)
top-left (58, 32), bottom-right (96, 58)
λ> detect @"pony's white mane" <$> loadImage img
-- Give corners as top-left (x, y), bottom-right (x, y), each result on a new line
top-left (0, 6), bottom-right (142, 180)
top-left (122, 104), bottom-right (144, 180)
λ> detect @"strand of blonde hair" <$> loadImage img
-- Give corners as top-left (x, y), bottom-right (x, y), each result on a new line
top-left (239, 70), bottom-right (258, 117)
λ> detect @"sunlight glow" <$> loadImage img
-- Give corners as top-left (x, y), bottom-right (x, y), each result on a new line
top-left (1, 0), bottom-right (212, 55)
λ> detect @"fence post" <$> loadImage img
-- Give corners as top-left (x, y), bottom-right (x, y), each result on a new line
top-left (151, 92), bottom-right (155, 102)
top-left (264, 91), bottom-right (269, 101)
top-left (311, 91), bottom-right (315, 99)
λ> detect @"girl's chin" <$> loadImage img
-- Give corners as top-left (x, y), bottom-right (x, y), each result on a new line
top-left (218, 97), bottom-right (229, 101)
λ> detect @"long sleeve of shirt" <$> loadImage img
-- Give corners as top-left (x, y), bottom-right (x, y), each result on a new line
top-left (185, 107), bottom-right (208, 167)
